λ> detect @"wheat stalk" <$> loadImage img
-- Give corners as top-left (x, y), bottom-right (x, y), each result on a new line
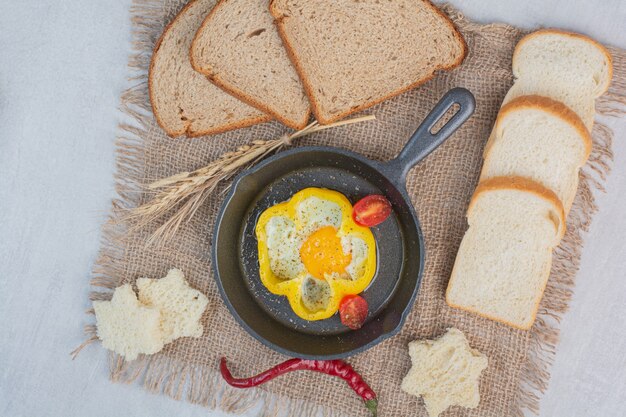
top-left (124, 116), bottom-right (376, 246)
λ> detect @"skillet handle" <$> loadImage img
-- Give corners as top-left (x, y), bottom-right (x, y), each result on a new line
top-left (382, 88), bottom-right (475, 185)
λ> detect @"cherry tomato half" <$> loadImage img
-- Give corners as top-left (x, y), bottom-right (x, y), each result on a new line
top-left (352, 195), bottom-right (392, 227)
top-left (339, 295), bottom-right (368, 330)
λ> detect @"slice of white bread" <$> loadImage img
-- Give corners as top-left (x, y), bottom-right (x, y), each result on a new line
top-left (269, 0), bottom-right (466, 124)
top-left (93, 284), bottom-right (164, 361)
top-left (137, 268), bottom-right (209, 344)
top-left (191, 0), bottom-right (310, 130)
top-left (502, 29), bottom-right (612, 129)
top-left (401, 328), bottom-right (488, 417)
top-left (446, 177), bottom-right (566, 330)
top-left (149, 0), bottom-right (270, 137)
top-left (481, 95), bottom-right (592, 213)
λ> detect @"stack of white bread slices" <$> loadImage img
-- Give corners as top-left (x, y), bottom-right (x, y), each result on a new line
top-left (149, 0), bottom-right (466, 137)
top-left (446, 30), bottom-right (612, 330)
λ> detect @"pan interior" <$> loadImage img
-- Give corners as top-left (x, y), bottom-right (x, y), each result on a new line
top-left (240, 165), bottom-right (403, 335)
top-left (214, 148), bottom-right (423, 358)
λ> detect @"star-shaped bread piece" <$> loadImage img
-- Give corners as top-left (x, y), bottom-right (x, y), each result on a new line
top-left (401, 328), bottom-right (488, 417)
top-left (93, 284), bottom-right (164, 361)
top-left (137, 268), bottom-right (209, 344)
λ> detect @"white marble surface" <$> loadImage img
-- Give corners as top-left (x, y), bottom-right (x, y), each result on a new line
top-left (1, 1), bottom-right (625, 416)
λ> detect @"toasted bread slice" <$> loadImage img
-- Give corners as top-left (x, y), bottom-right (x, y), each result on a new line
top-left (149, 0), bottom-right (270, 137)
top-left (191, 0), bottom-right (310, 129)
top-left (269, 0), bottom-right (466, 124)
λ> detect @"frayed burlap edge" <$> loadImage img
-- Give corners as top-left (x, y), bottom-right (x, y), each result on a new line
top-left (76, 1), bottom-right (348, 415)
top-left (445, 6), bottom-right (625, 417)
top-left (77, 1), bottom-right (626, 416)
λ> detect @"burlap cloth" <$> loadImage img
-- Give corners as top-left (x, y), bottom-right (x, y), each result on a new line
top-left (84, 1), bottom-right (626, 416)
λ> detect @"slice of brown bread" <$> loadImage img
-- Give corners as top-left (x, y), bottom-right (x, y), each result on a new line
top-left (149, 0), bottom-right (270, 137)
top-left (191, 0), bottom-right (311, 130)
top-left (269, 0), bottom-right (466, 124)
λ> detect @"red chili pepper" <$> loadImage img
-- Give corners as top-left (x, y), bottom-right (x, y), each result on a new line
top-left (220, 357), bottom-right (378, 416)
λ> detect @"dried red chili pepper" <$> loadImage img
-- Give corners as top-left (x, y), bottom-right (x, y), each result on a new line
top-left (220, 357), bottom-right (378, 416)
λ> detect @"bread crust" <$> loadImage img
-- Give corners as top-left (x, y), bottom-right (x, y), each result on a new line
top-left (447, 176), bottom-right (566, 330)
top-left (269, 0), bottom-right (467, 125)
top-left (512, 28), bottom-right (613, 97)
top-left (206, 73), bottom-right (309, 130)
top-left (483, 94), bottom-right (592, 162)
top-left (189, 0), bottom-right (310, 130)
top-left (469, 176), bottom-right (566, 239)
top-left (149, 0), bottom-right (271, 138)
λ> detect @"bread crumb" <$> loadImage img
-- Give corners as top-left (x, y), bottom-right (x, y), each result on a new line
top-left (94, 269), bottom-right (209, 360)
top-left (94, 284), bottom-right (164, 361)
top-left (401, 328), bottom-right (488, 417)
top-left (137, 269), bottom-right (209, 344)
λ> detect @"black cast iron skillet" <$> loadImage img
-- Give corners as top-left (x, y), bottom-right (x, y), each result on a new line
top-left (212, 88), bottom-right (475, 359)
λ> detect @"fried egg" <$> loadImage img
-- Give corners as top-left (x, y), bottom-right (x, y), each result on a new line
top-left (256, 188), bottom-right (377, 321)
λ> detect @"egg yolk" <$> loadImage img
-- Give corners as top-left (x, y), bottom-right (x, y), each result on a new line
top-left (299, 226), bottom-right (352, 280)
